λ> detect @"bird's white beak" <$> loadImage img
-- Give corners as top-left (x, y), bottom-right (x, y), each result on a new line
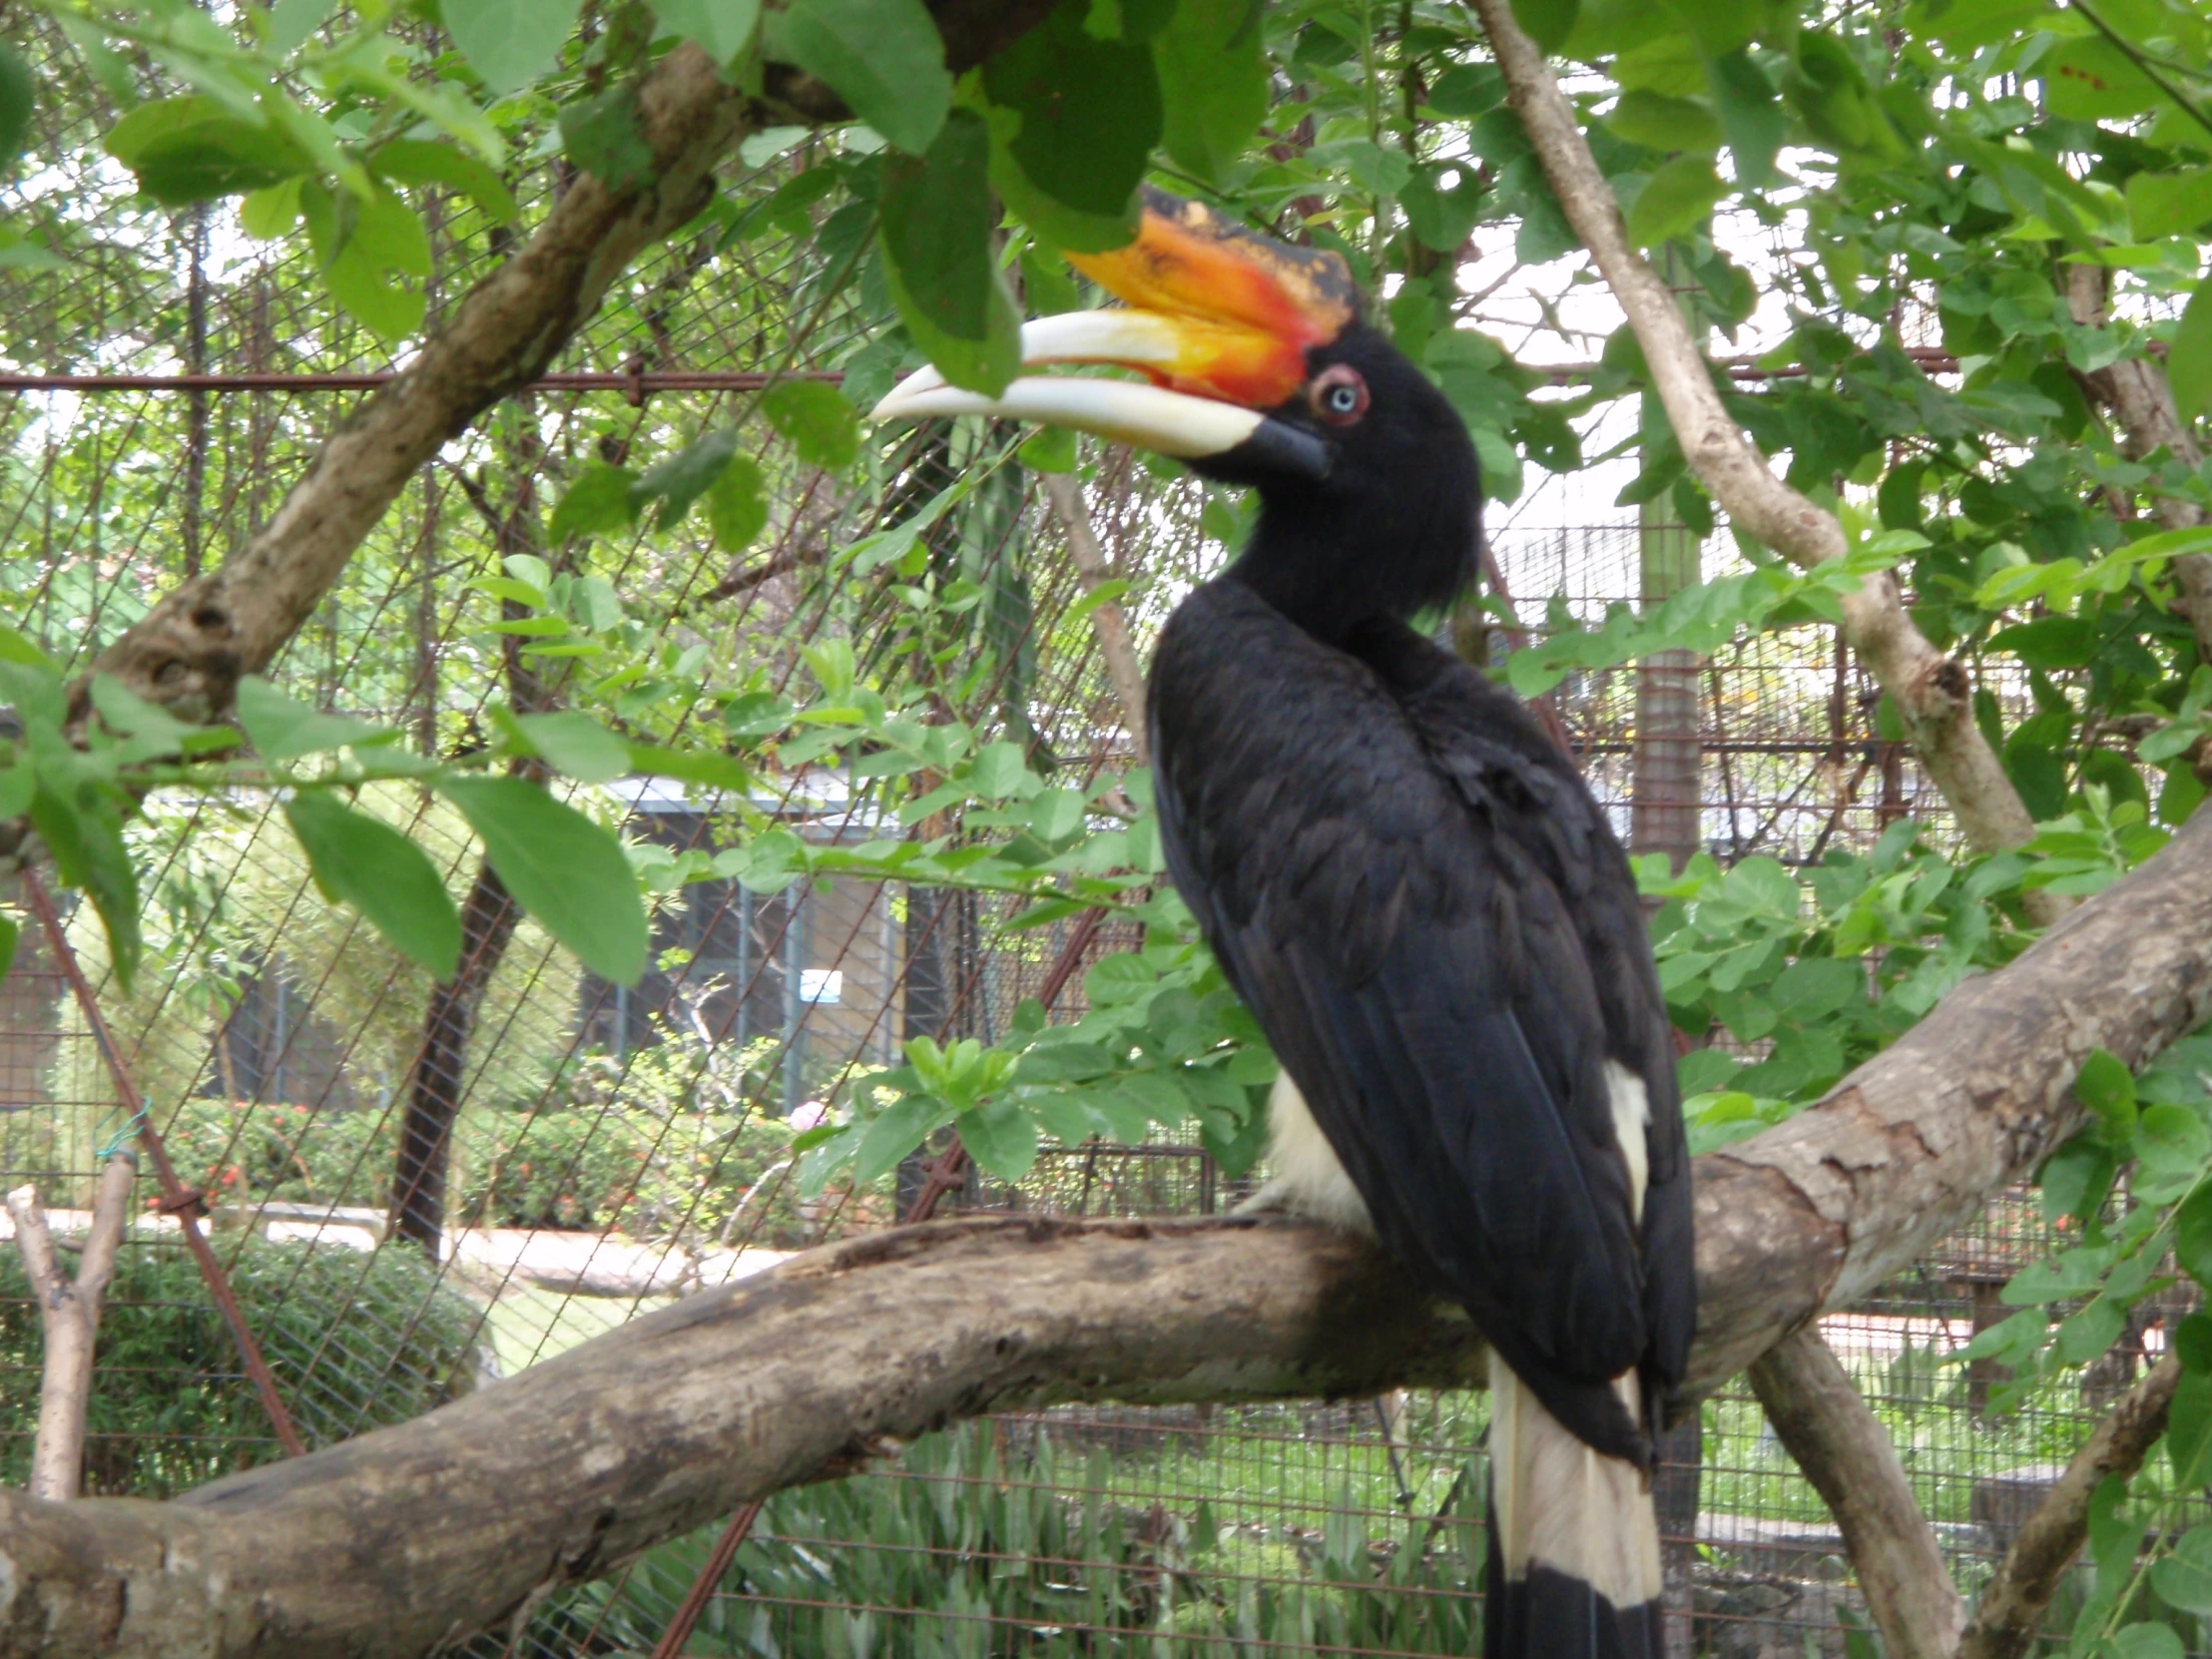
top-left (871, 313), bottom-right (1278, 459)
top-left (870, 189), bottom-right (1356, 477)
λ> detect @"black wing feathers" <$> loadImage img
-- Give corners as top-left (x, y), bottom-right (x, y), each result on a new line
top-left (1151, 580), bottom-right (1693, 1455)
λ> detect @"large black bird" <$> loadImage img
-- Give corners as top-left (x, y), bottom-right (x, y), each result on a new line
top-left (874, 189), bottom-right (1694, 1659)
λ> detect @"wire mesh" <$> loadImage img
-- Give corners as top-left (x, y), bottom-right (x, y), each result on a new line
top-left (1, 37), bottom-right (2160, 1655)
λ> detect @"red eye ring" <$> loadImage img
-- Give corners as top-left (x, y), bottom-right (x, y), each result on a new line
top-left (1310, 364), bottom-right (1370, 426)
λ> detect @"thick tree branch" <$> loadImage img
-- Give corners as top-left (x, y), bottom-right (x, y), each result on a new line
top-left (63, 0), bottom-right (1055, 745)
top-left (1042, 473), bottom-right (1150, 762)
top-left (0, 799), bottom-right (2207, 1653)
top-left (1749, 1327), bottom-right (1963, 1659)
top-left (1466, 0), bottom-right (2056, 910)
top-left (80, 44), bottom-right (750, 730)
top-left (1958, 1357), bottom-right (2181, 1659)
top-left (6, 1155), bottom-right (139, 1501)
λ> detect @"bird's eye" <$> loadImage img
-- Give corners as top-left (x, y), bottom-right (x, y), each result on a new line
top-left (1310, 365), bottom-right (1370, 427)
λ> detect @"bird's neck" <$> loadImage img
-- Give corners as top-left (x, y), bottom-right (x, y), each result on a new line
top-left (1226, 494), bottom-right (1471, 642)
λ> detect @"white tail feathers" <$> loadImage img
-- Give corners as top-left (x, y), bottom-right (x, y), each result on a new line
top-left (1488, 1350), bottom-right (1661, 1617)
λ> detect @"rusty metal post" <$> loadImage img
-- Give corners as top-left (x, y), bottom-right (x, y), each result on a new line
top-left (21, 871), bottom-right (308, 1458)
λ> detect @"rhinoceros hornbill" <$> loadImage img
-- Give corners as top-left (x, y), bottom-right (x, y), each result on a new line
top-left (873, 188), bottom-right (1694, 1659)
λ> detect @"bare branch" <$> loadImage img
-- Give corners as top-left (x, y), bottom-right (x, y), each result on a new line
top-left (1042, 472), bottom-right (1150, 763)
top-left (6, 1155), bottom-right (140, 1501)
top-left (1749, 1327), bottom-right (1964, 1659)
top-left (2063, 263), bottom-right (2212, 661)
top-left (1463, 0), bottom-right (2058, 915)
top-left (1959, 1357), bottom-right (2182, 1659)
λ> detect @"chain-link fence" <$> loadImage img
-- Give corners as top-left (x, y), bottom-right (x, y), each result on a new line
top-left (2, 43), bottom-right (2164, 1655)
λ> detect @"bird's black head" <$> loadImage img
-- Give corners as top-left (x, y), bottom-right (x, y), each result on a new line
top-left (870, 188), bottom-right (1482, 639)
top-left (1192, 320), bottom-right (1482, 640)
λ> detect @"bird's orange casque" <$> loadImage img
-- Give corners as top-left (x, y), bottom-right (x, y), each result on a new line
top-left (1065, 189), bottom-right (1359, 408)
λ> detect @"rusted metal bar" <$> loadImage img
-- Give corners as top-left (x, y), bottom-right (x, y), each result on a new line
top-left (0, 369), bottom-right (845, 394)
top-left (20, 871), bottom-right (309, 1458)
top-left (0, 348), bottom-right (1962, 395)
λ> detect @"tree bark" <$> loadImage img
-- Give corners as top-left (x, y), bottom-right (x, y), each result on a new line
top-left (2063, 263), bottom-right (2212, 661)
top-left (1466, 0), bottom-right (2057, 914)
top-left (1957, 1357), bottom-right (2182, 1659)
top-left (389, 862), bottom-right (523, 1256)
top-left (5, 1155), bottom-right (139, 1501)
top-left (1748, 1327), bottom-right (1964, 1659)
top-left (0, 801), bottom-right (2207, 1651)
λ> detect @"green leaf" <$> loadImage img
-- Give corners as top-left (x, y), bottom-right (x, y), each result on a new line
top-left (1509, 0), bottom-right (1577, 51)
top-left (2179, 1312), bottom-right (2212, 1373)
top-left (549, 463), bottom-right (642, 542)
top-left (299, 183), bottom-right (427, 341)
top-left (764, 380), bottom-right (860, 470)
top-left (235, 676), bottom-right (395, 762)
top-left (763, 0), bottom-right (950, 155)
top-left (368, 139), bottom-right (520, 223)
top-left (2075, 1048), bottom-right (2137, 1138)
top-left (650, 0), bottom-right (762, 63)
top-left (880, 109), bottom-right (1021, 395)
top-left (1028, 787), bottom-right (1086, 840)
top-left (436, 776), bottom-right (648, 983)
top-left (2180, 1183), bottom-right (2212, 1284)
top-left (636, 428), bottom-right (740, 528)
top-left (1625, 154), bottom-right (1728, 248)
top-left (283, 792), bottom-right (462, 980)
top-left (1604, 90), bottom-right (1720, 153)
top-left (1400, 161), bottom-right (1484, 254)
top-left (2173, 1370), bottom-right (2212, 1486)
top-left (515, 711), bottom-right (633, 783)
top-left (957, 1096), bottom-right (1042, 1181)
top-left (2137, 1102), bottom-right (2209, 1175)
top-left (984, 0), bottom-right (1159, 245)
top-left (105, 97), bottom-right (312, 205)
top-left (1084, 952), bottom-right (1157, 1005)
top-left (240, 178), bottom-right (303, 239)
top-left (1706, 48), bottom-right (1783, 189)
top-left (444, 0), bottom-right (586, 95)
top-left (2039, 1134), bottom-right (2116, 1228)
top-left (559, 87), bottom-right (656, 191)
top-left (626, 740), bottom-right (751, 793)
top-left (1018, 425), bottom-right (1078, 472)
top-left (2128, 168), bottom-right (2212, 241)
top-left (2110, 1625), bottom-right (2186, 1659)
top-left (854, 1094), bottom-right (944, 1185)
top-left (708, 453), bottom-right (770, 552)
top-left (1153, 0), bottom-right (1268, 185)
top-left (1426, 64), bottom-right (1503, 118)
top-left (2152, 1528), bottom-right (2212, 1617)
top-left (2170, 278), bottom-right (2212, 423)
top-left (0, 41), bottom-right (32, 174)
top-left (268, 0), bottom-right (338, 55)
top-left (29, 782), bottom-right (140, 991)
top-left (967, 740), bottom-right (1030, 799)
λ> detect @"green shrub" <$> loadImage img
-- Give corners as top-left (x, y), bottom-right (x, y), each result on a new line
top-left (0, 1236), bottom-right (481, 1496)
top-left (557, 1422), bottom-right (1486, 1658)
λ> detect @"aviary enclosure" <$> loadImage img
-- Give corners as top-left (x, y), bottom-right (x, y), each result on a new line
top-left (4, 1), bottom-right (2212, 1656)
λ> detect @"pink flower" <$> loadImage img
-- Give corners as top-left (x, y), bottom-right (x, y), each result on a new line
top-left (789, 1100), bottom-right (831, 1131)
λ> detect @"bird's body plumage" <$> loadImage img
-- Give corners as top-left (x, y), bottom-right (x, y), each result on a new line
top-left (1149, 321), bottom-right (1693, 1659)
top-left (873, 203), bottom-right (1694, 1659)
